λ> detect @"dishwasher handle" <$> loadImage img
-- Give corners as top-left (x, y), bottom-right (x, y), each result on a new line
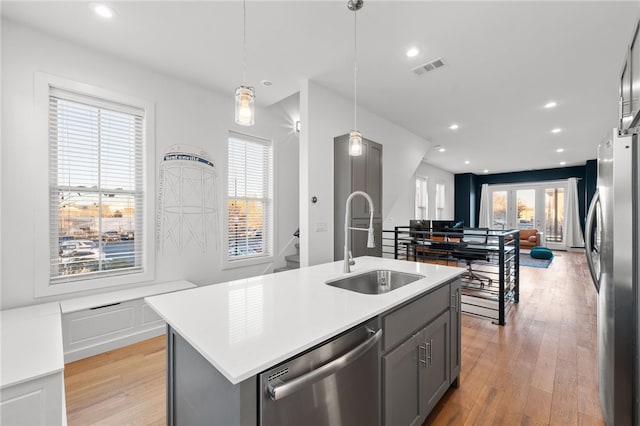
top-left (267, 328), bottom-right (383, 401)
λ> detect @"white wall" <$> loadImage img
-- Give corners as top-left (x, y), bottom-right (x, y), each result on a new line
top-left (415, 161), bottom-right (456, 220)
top-left (384, 161), bottom-right (456, 231)
top-left (299, 81), bottom-right (431, 266)
top-left (1, 20), bottom-right (298, 309)
top-left (266, 92), bottom-right (300, 267)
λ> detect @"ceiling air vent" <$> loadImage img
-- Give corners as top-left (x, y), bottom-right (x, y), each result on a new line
top-left (412, 57), bottom-right (446, 76)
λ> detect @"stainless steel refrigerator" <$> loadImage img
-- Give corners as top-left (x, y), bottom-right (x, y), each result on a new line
top-left (585, 127), bottom-right (639, 425)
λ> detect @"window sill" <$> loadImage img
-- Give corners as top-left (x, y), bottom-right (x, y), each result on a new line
top-left (222, 254), bottom-right (274, 270)
top-left (35, 269), bottom-right (155, 298)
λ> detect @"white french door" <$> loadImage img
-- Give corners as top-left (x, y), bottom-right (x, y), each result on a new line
top-left (489, 181), bottom-right (568, 250)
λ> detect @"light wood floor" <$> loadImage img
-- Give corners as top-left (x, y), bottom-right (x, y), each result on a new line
top-left (64, 336), bottom-right (166, 425)
top-left (65, 251), bottom-right (602, 425)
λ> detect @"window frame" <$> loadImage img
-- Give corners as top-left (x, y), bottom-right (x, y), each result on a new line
top-left (223, 131), bottom-right (274, 270)
top-left (34, 73), bottom-right (155, 297)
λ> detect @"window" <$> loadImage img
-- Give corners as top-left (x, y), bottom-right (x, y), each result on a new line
top-left (492, 190), bottom-right (507, 229)
top-left (415, 177), bottom-right (428, 219)
top-left (435, 183), bottom-right (446, 220)
top-left (487, 180), bottom-right (568, 249)
top-left (35, 73), bottom-right (155, 297)
top-left (226, 131), bottom-right (273, 266)
top-left (516, 189), bottom-right (536, 230)
top-left (49, 88), bottom-right (146, 282)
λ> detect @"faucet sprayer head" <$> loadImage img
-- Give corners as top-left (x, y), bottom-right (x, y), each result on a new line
top-left (367, 227), bottom-right (375, 248)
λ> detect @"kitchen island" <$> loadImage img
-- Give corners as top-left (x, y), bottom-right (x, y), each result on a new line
top-left (146, 256), bottom-right (464, 426)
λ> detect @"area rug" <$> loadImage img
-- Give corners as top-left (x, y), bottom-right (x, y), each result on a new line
top-left (519, 254), bottom-right (553, 268)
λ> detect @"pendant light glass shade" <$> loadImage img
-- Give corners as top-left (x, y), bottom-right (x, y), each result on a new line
top-left (235, 85), bottom-right (255, 126)
top-left (349, 130), bottom-right (363, 156)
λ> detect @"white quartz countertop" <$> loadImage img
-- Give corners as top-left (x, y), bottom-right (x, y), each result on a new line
top-left (145, 257), bottom-right (464, 385)
top-left (1, 302), bottom-right (64, 389)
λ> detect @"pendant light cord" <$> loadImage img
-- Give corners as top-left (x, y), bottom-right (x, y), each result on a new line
top-left (353, 7), bottom-right (358, 130)
top-left (243, 0), bottom-right (247, 85)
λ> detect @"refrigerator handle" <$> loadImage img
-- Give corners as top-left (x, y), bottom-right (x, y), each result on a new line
top-left (585, 189), bottom-right (600, 293)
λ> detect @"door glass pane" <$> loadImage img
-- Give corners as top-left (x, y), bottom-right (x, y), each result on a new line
top-left (545, 188), bottom-right (565, 243)
top-left (492, 191), bottom-right (507, 229)
top-left (516, 189), bottom-right (535, 229)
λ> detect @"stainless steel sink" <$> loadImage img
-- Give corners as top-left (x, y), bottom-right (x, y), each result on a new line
top-left (326, 270), bottom-right (425, 294)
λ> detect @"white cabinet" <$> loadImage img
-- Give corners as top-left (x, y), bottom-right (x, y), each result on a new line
top-left (60, 281), bottom-right (195, 362)
top-left (1, 373), bottom-right (65, 426)
top-left (61, 298), bottom-right (162, 362)
top-left (1, 303), bottom-right (66, 425)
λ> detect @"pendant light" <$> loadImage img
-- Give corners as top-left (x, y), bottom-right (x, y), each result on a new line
top-left (235, 0), bottom-right (255, 126)
top-left (348, 0), bottom-right (364, 156)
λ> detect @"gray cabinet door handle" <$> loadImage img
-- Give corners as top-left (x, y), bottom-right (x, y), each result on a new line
top-left (267, 328), bottom-right (383, 401)
top-left (419, 343), bottom-right (427, 366)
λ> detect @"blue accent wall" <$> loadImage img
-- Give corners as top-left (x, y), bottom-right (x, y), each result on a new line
top-left (585, 159), bottom-right (597, 214)
top-left (454, 173), bottom-right (477, 227)
top-left (455, 162), bottom-right (597, 233)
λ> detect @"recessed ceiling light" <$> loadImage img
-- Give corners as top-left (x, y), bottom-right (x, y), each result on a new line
top-left (544, 101), bottom-right (557, 109)
top-left (260, 80), bottom-right (272, 87)
top-left (449, 124), bottom-right (459, 130)
top-left (464, 160), bottom-right (470, 165)
top-left (551, 128), bottom-right (563, 134)
top-left (406, 47), bottom-right (419, 58)
top-left (556, 148), bottom-right (565, 153)
top-left (483, 169), bottom-right (489, 174)
top-left (560, 161), bottom-right (567, 166)
top-left (438, 147), bottom-right (446, 153)
top-left (89, 3), bottom-right (115, 18)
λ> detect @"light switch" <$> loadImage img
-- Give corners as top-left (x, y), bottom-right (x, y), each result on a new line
top-left (315, 222), bottom-right (327, 232)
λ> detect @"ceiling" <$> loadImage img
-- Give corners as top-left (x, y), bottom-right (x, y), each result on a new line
top-left (3, 1), bottom-right (639, 174)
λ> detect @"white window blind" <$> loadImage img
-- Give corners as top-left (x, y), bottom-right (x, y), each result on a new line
top-left (49, 87), bottom-right (144, 283)
top-left (435, 183), bottom-right (446, 220)
top-left (415, 177), bottom-right (428, 220)
top-left (227, 132), bottom-right (273, 261)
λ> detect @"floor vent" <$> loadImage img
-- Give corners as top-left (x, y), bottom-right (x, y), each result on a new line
top-left (412, 57), bottom-right (446, 75)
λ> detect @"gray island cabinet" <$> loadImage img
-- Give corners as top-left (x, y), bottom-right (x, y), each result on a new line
top-left (145, 257), bottom-right (463, 426)
top-left (382, 279), bottom-right (461, 426)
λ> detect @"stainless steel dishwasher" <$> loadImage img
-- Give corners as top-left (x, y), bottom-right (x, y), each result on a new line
top-left (259, 318), bottom-right (382, 426)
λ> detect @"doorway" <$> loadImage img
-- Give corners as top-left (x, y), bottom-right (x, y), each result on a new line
top-left (489, 182), bottom-right (567, 250)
